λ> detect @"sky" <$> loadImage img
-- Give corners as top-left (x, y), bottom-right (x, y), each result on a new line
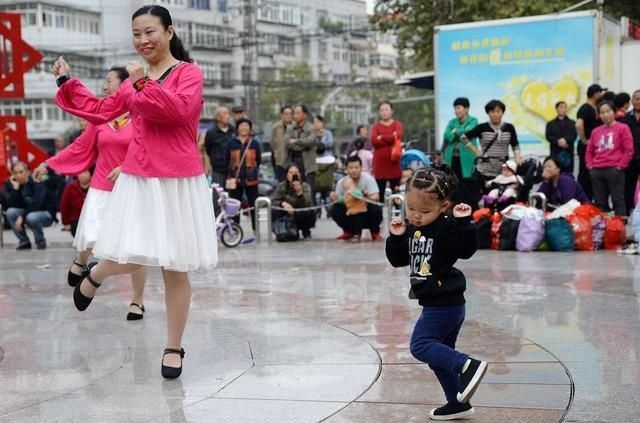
top-left (366, 0), bottom-right (374, 14)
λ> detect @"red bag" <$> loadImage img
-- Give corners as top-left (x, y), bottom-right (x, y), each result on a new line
top-left (567, 214), bottom-right (593, 250)
top-left (473, 207), bottom-right (491, 222)
top-left (390, 134), bottom-right (402, 162)
top-left (604, 216), bottom-right (626, 250)
top-left (490, 212), bottom-right (502, 250)
top-left (574, 204), bottom-right (604, 221)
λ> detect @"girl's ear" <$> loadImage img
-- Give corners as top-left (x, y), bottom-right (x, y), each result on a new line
top-left (441, 200), bottom-right (452, 213)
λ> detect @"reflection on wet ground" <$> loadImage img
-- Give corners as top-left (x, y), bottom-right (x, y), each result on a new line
top-left (1, 224), bottom-right (638, 422)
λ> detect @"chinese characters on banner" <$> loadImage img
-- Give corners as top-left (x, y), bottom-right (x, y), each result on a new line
top-left (436, 15), bottom-right (595, 154)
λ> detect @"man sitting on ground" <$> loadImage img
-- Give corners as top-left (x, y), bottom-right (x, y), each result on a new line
top-left (330, 156), bottom-right (383, 242)
top-left (1, 162), bottom-right (55, 250)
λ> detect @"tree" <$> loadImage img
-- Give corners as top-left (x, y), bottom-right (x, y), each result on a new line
top-left (258, 62), bottom-right (331, 124)
top-left (371, 0), bottom-right (640, 70)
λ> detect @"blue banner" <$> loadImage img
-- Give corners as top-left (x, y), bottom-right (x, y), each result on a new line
top-left (436, 14), bottom-right (595, 153)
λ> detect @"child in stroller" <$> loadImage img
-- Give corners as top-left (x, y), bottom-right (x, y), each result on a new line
top-left (482, 160), bottom-right (523, 207)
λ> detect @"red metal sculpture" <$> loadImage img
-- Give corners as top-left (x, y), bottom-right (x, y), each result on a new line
top-left (0, 12), bottom-right (46, 180)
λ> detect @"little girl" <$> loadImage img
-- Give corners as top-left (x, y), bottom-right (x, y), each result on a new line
top-left (386, 167), bottom-right (488, 420)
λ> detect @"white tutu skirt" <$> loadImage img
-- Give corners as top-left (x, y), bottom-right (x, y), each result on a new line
top-left (93, 173), bottom-right (218, 272)
top-left (73, 188), bottom-right (111, 252)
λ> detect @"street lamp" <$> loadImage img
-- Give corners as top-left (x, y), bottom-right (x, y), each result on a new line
top-left (320, 77), bottom-right (366, 117)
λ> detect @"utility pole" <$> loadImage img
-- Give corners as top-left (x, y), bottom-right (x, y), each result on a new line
top-left (242, 0), bottom-right (259, 121)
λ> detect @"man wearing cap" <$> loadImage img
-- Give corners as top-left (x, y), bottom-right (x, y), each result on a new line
top-left (576, 84), bottom-right (606, 199)
top-left (231, 105), bottom-right (246, 125)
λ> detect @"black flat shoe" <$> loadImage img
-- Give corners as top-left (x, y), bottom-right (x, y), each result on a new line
top-left (161, 348), bottom-right (185, 379)
top-left (126, 303), bottom-right (145, 321)
top-left (73, 262), bottom-right (99, 311)
top-left (67, 259), bottom-right (86, 287)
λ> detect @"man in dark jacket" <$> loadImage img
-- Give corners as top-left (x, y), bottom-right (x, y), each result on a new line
top-left (204, 106), bottom-right (235, 186)
top-left (545, 101), bottom-right (577, 172)
top-left (2, 162), bottom-right (55, 249)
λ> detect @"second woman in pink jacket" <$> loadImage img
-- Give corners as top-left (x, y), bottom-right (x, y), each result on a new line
top-left (34, 67), bottom-right (149, 321)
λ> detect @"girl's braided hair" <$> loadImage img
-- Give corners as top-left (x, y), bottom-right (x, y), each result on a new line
top-left (406, 164), bottom-right (459, 201)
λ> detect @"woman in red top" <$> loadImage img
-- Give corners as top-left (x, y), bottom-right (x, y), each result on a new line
top-left (59, 170), bottom-right (91, 237)
top-left (371, 101), bottom-right (403, 200)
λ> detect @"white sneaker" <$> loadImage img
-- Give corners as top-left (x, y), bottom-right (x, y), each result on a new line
top-left (618, 242), bottom-right (638, 255)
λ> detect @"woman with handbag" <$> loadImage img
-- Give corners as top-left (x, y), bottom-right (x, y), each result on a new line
top-left (270, 164), bottom-right (316, 240)
top-left (226, 117), bottom-right (261, 230)
top-left (371, 100), bottom-right (403, 201)
top-left (461, 99), bottom-right (521, 195)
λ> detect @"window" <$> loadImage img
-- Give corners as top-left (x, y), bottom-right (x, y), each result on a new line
top-left (197, 61), bottom-right (220, 83)
top-left (189, 0), bottom-right (210, 9)
top-left (258, 33), bottom-right (278, 56)
top-left (279, 36), bottom-right (294, 56)
top-left (257, 1), bottom-right (301, 25)
top-left (221, 64), bottom-right (233, 88)
top-left (319, 42), bottom-right (327, 61)
top-left (182, 21), bottom-right (233, 49)
top-left (156, 0), bottom-right (187, 7)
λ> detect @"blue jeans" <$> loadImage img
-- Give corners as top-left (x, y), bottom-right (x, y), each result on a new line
top-left (6, 207), bottom-right (53, 246)
top-left (632, 205), bottom-right (640, 242)
top-left (410, 305), bottom-right (469, 404)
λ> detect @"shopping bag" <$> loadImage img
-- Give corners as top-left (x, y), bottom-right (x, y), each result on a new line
top-left (567, 214), bottom-right (593, 251)
top-left (499, 217), bottom-right (520, 250)
top-left (604, 216), bottom-right (626, 250)
top-left (475, 216), bottom-right (492, 249)
top-left (516, 217), bottom-right (545, 252)
top-left (545, 217), bottom-right (575, 251)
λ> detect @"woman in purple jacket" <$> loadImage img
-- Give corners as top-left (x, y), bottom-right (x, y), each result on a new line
top-left (538, 156), bottom-right (590, 208)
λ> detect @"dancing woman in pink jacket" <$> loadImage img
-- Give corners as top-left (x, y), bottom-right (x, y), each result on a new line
top-left (52, 5), bottom-right (218, 379)
top-left (34, 67), bottom-right (149, 322)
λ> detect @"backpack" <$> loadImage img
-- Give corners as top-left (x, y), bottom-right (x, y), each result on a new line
top-left (274, 215), bottom-right (299, 242)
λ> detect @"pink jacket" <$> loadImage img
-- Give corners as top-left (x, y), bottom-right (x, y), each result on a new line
top-left (55, 62), bottom-right (204, 178)
top-left (46, 121), bottom-right (132, 191)
top-left (586, 122), bottom-right (634, 170)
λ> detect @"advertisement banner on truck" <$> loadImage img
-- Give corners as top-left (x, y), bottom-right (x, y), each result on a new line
top-left (436, 13), bottom-right (595, 155)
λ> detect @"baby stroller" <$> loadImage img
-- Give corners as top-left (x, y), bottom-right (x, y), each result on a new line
top-left (211, 183), bottom-right (244, 248)
top-left (401, 149), bottom-right (430, 171)
top-left (479, 156), bottom-right (542, 212)
top-left (515, 155), bottom-right (543, 203)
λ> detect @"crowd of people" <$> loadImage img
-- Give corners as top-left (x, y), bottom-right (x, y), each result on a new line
top-left (2, 4), bottom-right (634, 419)
top-left (197, 100), bottom-right (405, 242)
top-left (439, 84), bottom-right (640, 252)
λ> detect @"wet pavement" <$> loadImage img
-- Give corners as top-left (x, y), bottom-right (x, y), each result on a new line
top-left (0, 217), bottom-right (638, 422)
